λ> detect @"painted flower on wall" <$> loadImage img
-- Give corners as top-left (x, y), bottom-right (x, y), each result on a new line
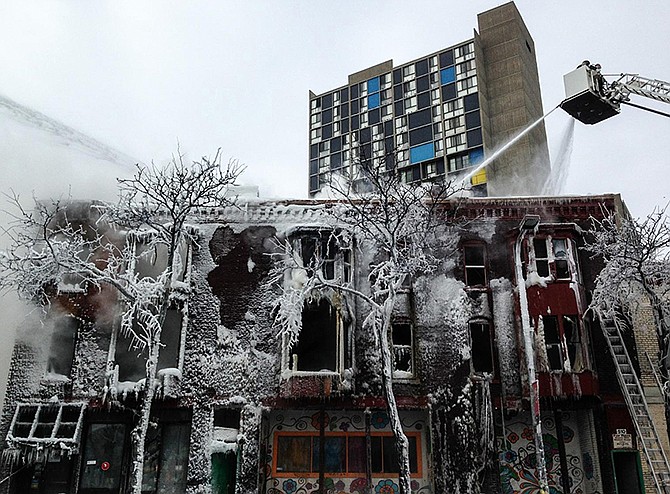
top-left (521, 427), bottom-right (534, 441)
top-left (349, 477), bottom-right (367, 493)
top-left (338, 421), bottom-right (350, 431)
top-left (375, 479), bottom-right (399, 494)
top-left (507, 431), bottom-right (519, 444)
top-left (282, 479), bottom-right (297, 494)
top-left (311, 411), bottom-right (330, 430)
top-left (370, 411), bottom-right (390, 429)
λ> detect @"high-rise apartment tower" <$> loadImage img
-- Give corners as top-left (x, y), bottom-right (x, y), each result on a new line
top-left (308, 2), bottom-right (550, 197)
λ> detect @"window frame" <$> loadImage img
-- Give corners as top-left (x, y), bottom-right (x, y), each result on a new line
top-left (529, 236), bottom-right (576, 282)
top-left (272, 430), bottom-right (423, 478)
top-left (391, 321), bottom-right (415, 379)
top-left (540, 314), bottom-right (586, 372)
top-left (463, 243), bottom-right (487, 287)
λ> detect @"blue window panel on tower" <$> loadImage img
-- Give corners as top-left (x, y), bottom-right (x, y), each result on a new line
top-left (368, 77), bottom-right (380, 93)
top-left (440, 67), bottom-right (456, 85)
top-left (368, 92), bottom-right (380, 109)
top-left (410, 142), bottom-right (435, 164)
top-left (469, 147), bottom-right (484, 164)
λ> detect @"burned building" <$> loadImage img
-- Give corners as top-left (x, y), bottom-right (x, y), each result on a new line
top-left (0, 193), bottom-right (665, 494)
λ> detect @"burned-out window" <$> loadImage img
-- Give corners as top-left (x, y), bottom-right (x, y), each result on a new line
top-left (134, 238), bottom-right (189, 282)
top-left (274, 432), bottom-right (420, 477)
top-left (392, 322), bottom-right (414, 378)
top-left (541, 315), bottom-right (584, 372)
top-left (469, 319), bottom-right (494, 374)
top-left (533, 239), bottom-right (550, 277)
top-left (531, 237), bottom-right (575, 281)
top-left (463, 244), bottom-right (487, 287)
top-left (552, 239), bottom-right (570, 279)
top-left (290, 299), bottom-right (340, 373)
top-left (296, 230), bottom-right (351, 283)
top-left (542, 316), bottom-right (563, 371)
top-left (8, 403), bottom-right (84, 446)
top-left (47, 314), bottom-right (79, 377)
top-left (116, 305), bottom-right (184, 382)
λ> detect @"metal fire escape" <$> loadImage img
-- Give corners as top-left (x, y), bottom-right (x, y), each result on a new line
top-left (598, 310), bottom-right (670, 492)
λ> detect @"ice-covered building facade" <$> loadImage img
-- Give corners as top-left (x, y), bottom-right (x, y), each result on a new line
top-left (0, 193), bottom-right (658, 493)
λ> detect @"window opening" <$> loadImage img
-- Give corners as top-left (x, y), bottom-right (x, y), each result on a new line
top-left (541, 315), bottom-right (583, 372)
top-left (542, 316), bottom-right (563, 371)
top-left (469, 320), bottom-right (494, 374)
top-left (533, 238), bottom-right (550, 277)
top-left (392, 322), bottom-right (414, 378)
top-left (552, 239), bottom-right (570, 279)
top-left (47, 313), bottom-right (79, 377)
top-left (298, 231), bottom-right (351, 283)
top-left (8, 403), bottom-right (85, 447)
top-left (292, 299), bottom-right (339, 372)
top-left (463, 244), bottom-right (487, 286)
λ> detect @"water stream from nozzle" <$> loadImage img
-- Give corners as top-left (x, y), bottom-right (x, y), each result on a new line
top-left (460, 105), bottom-right (560, 188)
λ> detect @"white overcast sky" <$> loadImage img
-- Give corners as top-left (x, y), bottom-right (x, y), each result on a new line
top-left (0, 0), bottom-right (669, 218)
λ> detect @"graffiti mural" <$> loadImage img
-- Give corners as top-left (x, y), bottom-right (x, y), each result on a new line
top-left (497, 410), bottom-right (602, 494)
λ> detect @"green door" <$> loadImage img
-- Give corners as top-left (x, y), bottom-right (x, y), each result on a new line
top-left (212, 452), bottom-right (237, 494)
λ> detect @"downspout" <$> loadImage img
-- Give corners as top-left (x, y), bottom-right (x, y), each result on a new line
top-left (515, 220), bottom-right (549, 492)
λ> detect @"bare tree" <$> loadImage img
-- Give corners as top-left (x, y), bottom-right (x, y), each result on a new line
top-left (272, 154), bottom-right (461, 494)
top-left (0, 149), bottom-right (243, 493)
top-left (586, 206), bottom-right (670, 438)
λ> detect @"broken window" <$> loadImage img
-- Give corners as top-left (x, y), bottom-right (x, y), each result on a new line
top-left (114, 235), bottom-right (190, 382)
top-left (532, 238), bottom-right (550, 277)
top-left (531, 237), bottom-right (575, 281)
top-left (463, 244), bottom-right (487, 287)
top-left (274, 432), bottom-right (420, 476)
top-left (540, 315), bottom-right (584, 372)
top-left (116, 305), bottom-right (184, 382)
top-left (469, 319), bottom-right (494, 374)
top-left (290, 299), bottom-right (341, 373)
top-left (46, 313), bottom-right (79, 377)
top-left (8, 403), bottom-right (85, 446)
top-left (392, 321), bottom-right (414, 378)
top-left (542, 316), bottom-right (563, 371)
top-left (296, 230), bottom-right (351, 283)
top-left (134, 237), bottom-right (189, 282)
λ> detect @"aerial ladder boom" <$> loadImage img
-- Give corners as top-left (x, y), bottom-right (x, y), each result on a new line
top-left (560, 61), bottom-right (670, 124)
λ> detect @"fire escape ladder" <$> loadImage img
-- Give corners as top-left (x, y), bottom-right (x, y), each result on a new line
top-left (599, 311), bottom-right (670, 492)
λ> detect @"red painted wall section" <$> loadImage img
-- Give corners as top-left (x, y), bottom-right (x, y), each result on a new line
top-left (526, 282), bottom-right (579, 318)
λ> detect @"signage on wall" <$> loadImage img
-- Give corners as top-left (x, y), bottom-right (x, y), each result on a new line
top-left (613, 428), bottom-right (633, 449)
